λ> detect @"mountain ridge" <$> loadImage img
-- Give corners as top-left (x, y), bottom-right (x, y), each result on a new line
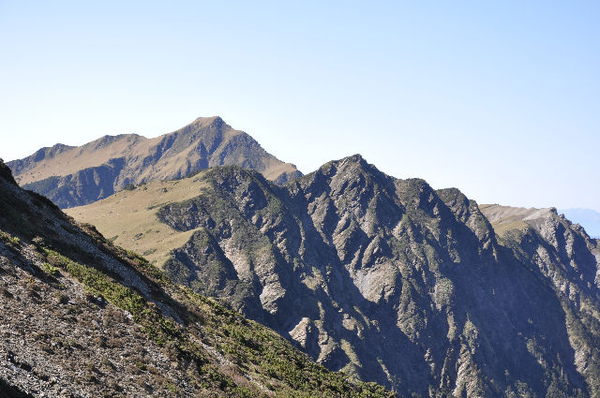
top-left (8, 116), bottom-right (301, 208)
top-left (0, 159), bottom-right (393, 397)
top-left (66, 154), bottom-right (600, 396)
top-left (7, 115), bottom-right (600, 395)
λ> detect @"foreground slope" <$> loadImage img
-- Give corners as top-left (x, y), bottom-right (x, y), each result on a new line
top-left (68, 155), bottom-right (600, 396)
top-left (0, 160), bottom-right (392, 397)
top-left (7, 116), bottom-right (301, 208)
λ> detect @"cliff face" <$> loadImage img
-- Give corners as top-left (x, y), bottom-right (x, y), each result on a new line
top-left (0, 160), bottom-right (392, 398)
top-left (7, 117), bottom-right (301, 208)
top-left (481, 204), bottom-right (600, 392)
top-left (154, 156), bottom-right (600, 396)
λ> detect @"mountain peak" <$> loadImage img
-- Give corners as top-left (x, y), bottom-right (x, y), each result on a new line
top-left (342, 153), bottom-right (367, 162)
top-left (315, 154), bottom-right (369, 174)
top-left (313, 154), bottom-right (390, 186)
top-left (190, 115), bottom-right (226, 129)
top-left (333, 153), bottom-right (368, 167)
top-left (8, 116), bottom-right (301, 207)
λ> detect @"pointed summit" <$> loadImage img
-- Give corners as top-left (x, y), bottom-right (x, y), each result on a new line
top-left (189, 115), bottom-right (226, 129)
top-left (310, 154), bottom-right (374, 178)
top-left (302, 154), bottom-right (395, 197)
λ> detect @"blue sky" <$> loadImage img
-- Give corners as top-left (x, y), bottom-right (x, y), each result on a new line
top-left (1, 1), bottom-right (599, 211)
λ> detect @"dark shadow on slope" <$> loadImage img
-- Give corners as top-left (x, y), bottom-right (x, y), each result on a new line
top-left (0, 377), bottom-right (34, 398)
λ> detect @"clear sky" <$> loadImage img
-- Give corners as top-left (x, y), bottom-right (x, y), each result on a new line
top-left (1, 1), bottom-right (599, 211)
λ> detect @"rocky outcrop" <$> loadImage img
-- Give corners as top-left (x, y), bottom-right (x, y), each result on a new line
top-left (8, 117), bottom-right (301, 208)
top-left (0, 160), bottom-right (18, 186)
top-left (154, 155), bottom-right (600, 396)
top-left (560, 208), bottom-right (600, 238)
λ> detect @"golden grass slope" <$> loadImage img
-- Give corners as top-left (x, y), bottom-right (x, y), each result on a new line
top-left (14, 133), bottom-right (157, 185)
top-left (12, 117), bottom-right (217, 184)
top-left (65, 173), bottom-right (210, 267)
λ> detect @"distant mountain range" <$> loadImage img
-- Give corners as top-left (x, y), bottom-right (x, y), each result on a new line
top-left (5, 117), bottom-right (600, 396)
top-left (7, 116), bottom-right (301, 208)
top-left (559, 208), bottom-right (600, 238)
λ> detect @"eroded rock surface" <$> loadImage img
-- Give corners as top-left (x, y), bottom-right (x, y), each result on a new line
top-left (158, 155), bottom-right (600, 396)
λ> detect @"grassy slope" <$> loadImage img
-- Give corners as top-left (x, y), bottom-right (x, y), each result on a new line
top-left (478, 203), bottom-right (545, 237)
top-left (64, 165), bottom-right (298, 269)
top-left (12, 117), bottom-right (298, 188)
top-left (13, 134), bottom-right (158, 185)
top-left (65, 175), bottom-right (210, 267)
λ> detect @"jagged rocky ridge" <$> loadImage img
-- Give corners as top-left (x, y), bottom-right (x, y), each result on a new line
top-left (7, 116), bottom-right (301, 208)
top-left (0, 160), bottom-right (392, 397)
top-left (152, 155), bottom-right (600, 396)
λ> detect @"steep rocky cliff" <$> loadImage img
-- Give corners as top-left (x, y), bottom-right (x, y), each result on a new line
top-left (155, 156), bottom-right (600, 396)
top-left (65, 154), bottom-right (600, 396)
top-left (0, 160), bottom-right (392, 397)
top-left (480, 204), bottom-right (600, 393)
top-left (7, 116), bottom-right (301, 208)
